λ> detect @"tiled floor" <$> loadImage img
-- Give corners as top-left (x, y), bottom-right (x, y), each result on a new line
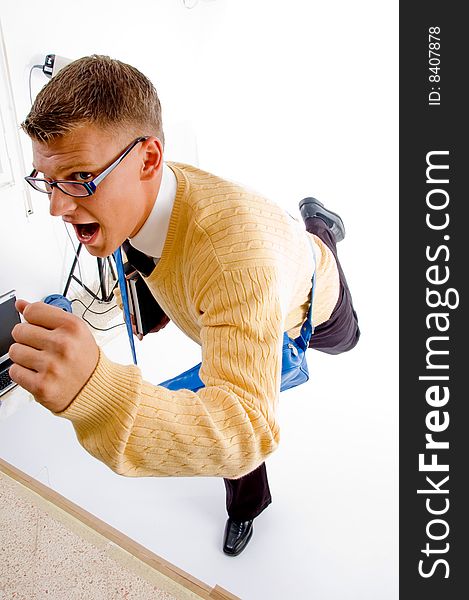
top-left (0, 472), bottom-right (183, 600)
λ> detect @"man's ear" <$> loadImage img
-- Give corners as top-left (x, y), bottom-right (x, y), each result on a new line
top-left (140, 136), bottom-right (163, 181)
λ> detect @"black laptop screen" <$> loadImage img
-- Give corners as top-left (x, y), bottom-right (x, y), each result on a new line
top-left (0, 295), bottom-right (21, 360)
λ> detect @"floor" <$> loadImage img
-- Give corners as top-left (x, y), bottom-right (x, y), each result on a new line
top-left (0, 292), bottom-right (398, 600)
top-left (0, 471), bottom-right (183, 600)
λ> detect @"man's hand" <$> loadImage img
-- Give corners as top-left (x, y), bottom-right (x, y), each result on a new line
top-left (8, 300), bottom-right (100, 413)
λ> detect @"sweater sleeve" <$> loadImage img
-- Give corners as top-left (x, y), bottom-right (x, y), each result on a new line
top-left (56, 266), bottom-right (283, 479)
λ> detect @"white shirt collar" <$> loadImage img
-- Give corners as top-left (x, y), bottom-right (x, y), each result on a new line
top-left (129, 162), bottom-right (177, 259)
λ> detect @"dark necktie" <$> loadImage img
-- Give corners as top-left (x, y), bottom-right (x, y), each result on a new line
top-left (122, 240), bottom-right (157, 277)
top-left (121, 240), bottom-right (170, 334)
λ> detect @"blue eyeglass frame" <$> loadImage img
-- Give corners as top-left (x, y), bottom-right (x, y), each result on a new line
top-left (25, 136), bottom-right (149, 198)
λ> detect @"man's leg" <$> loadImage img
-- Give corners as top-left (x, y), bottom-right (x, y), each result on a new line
top-left (222, 198), bottom-right (359, 556)
top-left (222, 463), bottom-right (271, 556)
top-left (224, 463), bottom-right (272, 521)
top-left (300, 198), bottom-right (360, 354)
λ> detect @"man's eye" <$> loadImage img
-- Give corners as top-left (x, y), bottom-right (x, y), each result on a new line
top-left (72, 172), bottom-right (92, 181)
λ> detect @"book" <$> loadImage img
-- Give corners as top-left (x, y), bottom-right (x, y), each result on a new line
top-left (123, 264), bottom-right (168, 337)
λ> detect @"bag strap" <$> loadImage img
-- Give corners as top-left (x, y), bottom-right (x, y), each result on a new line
top-left (114, 245), bottom-right (138, 365)
top-left (294, 236), bottom-right (316, 351)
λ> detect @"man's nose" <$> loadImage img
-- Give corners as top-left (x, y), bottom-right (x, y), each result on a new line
top-left (49, 187), bottom-right (78, 217)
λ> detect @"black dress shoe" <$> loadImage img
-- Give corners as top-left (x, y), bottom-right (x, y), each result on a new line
top-left (223, 518), bottom-right (254, 556)
top-left (299, 197), bottom-right (346, 243)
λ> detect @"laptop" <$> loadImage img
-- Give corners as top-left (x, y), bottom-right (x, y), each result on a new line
top-left (0, 290), bottom-right (21, 397)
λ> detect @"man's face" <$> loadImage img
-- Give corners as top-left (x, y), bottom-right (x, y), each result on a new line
top-left (31, 124), bottom-right (162, 257)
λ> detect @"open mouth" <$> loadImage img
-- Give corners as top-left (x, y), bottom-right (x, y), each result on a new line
top-left (74, 222), bottom-right (100, 244)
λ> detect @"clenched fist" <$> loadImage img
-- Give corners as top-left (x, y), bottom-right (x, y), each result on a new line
top-left (8, 299), bottom-right (100, 413)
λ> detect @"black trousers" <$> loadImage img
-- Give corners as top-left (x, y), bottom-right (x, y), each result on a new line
top-left (223, 216), bottom-right (360, 520)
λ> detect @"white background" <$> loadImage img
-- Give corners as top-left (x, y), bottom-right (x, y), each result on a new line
top-left (0, 1), bottom-right (398, 598)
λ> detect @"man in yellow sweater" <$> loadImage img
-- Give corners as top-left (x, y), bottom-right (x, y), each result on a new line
top-left (10, 56), bottom-right (359, 556)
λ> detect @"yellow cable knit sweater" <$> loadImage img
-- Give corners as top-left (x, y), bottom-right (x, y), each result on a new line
top-left (57, 162), bottom-right (340, 479)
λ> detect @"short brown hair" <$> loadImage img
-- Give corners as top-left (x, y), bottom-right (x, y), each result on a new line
top-left (22, 55), bottom-right (165, 146)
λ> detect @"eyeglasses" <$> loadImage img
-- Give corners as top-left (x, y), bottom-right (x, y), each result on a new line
top-left (24, 136), bottom-right (149, 198)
